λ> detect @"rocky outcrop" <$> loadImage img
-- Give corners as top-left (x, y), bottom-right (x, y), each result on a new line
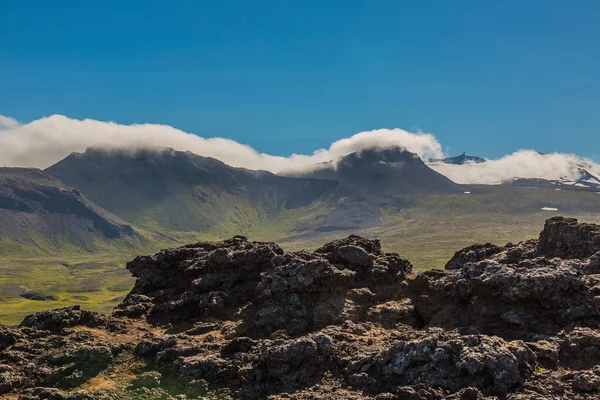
top-left (114, 235), bottom-right (285, 325)
top-left (537, 216), bottom-right (600, 259)
top-left (0, 322), bottom-right (116, 393)
top-left (116, 234), bottom-right (412, 338)
top-left (19, 305), bottom-right (108, 332)
top-left (2, 217), bottom-right (600, 399)
top-left (444, 243), bottom-right (503, 270)
top-left (431, 217), bottom-right (600, 339)
top-left (417, 256), bottom-right (600, 339)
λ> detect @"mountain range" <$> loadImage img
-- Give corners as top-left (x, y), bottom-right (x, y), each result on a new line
top-left (2, 146), bottom-right (600, 263)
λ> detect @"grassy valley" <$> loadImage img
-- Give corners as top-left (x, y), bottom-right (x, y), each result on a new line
top-left (0, 255), bottom-right (133, 325)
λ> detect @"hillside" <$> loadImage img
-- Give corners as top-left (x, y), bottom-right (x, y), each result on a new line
top-left (0, 168), bottom-right (142, 256)
top-left (45, 147), bottom-right (382, 238)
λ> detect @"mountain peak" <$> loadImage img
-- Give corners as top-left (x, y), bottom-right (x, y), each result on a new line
top-left (339, 146), bottom-right (422, 164)
top-left (291, 147), bottom-right (460, 195)
top-left (433, 153), bottom-right (486, 165)
top-left (80, 146), bottom-right (182, 158)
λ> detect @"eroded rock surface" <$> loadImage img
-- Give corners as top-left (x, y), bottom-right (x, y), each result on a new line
top-left (2, 217), bottom-right (600, 399)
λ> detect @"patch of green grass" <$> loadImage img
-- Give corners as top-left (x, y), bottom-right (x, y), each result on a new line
top-left (0, 254), bottom-right (134, 325)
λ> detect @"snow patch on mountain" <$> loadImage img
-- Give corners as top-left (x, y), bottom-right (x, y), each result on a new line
top-left (428, 150), bottom-right (600, 185)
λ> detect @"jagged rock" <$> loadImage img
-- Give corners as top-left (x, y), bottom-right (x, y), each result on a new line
top-left (538, 217), bottom-right (600, 259)
top-left (446, 217), bottom-right (600, 271)
top-left (20, 305), bottom-right (108, 332)
top-left (4, 218), bottom-right (600, 399)
top-left (556, 327), bottom-right (600, 370)
top-left (584, 251), bottom-right (600, 274)
top-left (315, 234), bottom-right (384, 258)
top-left (413, 252), bottom-right (600, 339)
top-left (115, 236), bottom-right (285, 324)
top-left (0, 326), bottom-right (22, 351)
top-left (0, 325), bottom-right (113, 394)
top-left (348, 328), bottom-right (535, 396)
top-left (135, 336), bottom-right (178, 357)
top-left (112, 294), bottom-right (154, 318)
top-left (119, 235), bottom-right (411, 338)
top-left (526, 339), bottom-right (559, 368)
top-left (572, 369), bottom-right (600, 392)
top-left (445, 243), bottom-right (503, 270)
top-left (573, 371), bottom-right (600, 393)
top-left (451, 387), bottom-right (488, 400)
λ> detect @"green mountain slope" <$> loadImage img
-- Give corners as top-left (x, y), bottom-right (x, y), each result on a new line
top-left (0, 168), bottom-right (144, 256)
top-left (45, 148), bottom-right (379, 240)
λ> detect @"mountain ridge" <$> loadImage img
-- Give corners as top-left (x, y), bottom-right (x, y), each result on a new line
top-left (45, 146), bottom-right (465, 236)
top-left (283, 146), bottom-right (461, 195)
top-left (45, 147), bottom-right (380, 237)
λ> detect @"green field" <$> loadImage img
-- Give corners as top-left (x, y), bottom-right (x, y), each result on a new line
top-left (0, 255), bottom-right (133, 325)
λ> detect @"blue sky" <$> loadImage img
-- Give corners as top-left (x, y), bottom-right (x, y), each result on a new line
top-left (1, 0), bottom-right (599, 160)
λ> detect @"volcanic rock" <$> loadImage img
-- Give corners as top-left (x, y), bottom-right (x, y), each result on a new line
top-left (2, 217), bottom-right (600, 398)
top-left (20, 305), bottom-right (108, 332)
top-left (538, 217), bottom-right (600, 259)
top-left (131, 371), bottom-right (162, 389)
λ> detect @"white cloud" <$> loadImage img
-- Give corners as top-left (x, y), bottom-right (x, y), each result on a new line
top-left (0, 114), bottom-right (444, 171)
top-left (0, 115), bottom-right (19, 130)
top-left (428, 150), bottom-right (600, 184)
top-left (1, 114), bottom-right (599, 186)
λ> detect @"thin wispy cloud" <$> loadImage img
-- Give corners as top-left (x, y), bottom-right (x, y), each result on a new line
top-left (0, 115), bottom-right (20, 130)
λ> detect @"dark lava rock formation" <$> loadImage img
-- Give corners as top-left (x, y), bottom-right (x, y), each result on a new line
top-left (3, 217), bottom-right (600, 399)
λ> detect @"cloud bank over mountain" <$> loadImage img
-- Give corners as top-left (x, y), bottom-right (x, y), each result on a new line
top-left (0, 114), bottom-right (598, 184)
top-left (428, 150), bottom-right (600, 184)
top-left (0, 114), bottom-right (442, 172)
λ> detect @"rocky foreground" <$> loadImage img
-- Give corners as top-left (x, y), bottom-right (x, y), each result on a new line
top-left (3, 217), bottom-right (600, 399)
